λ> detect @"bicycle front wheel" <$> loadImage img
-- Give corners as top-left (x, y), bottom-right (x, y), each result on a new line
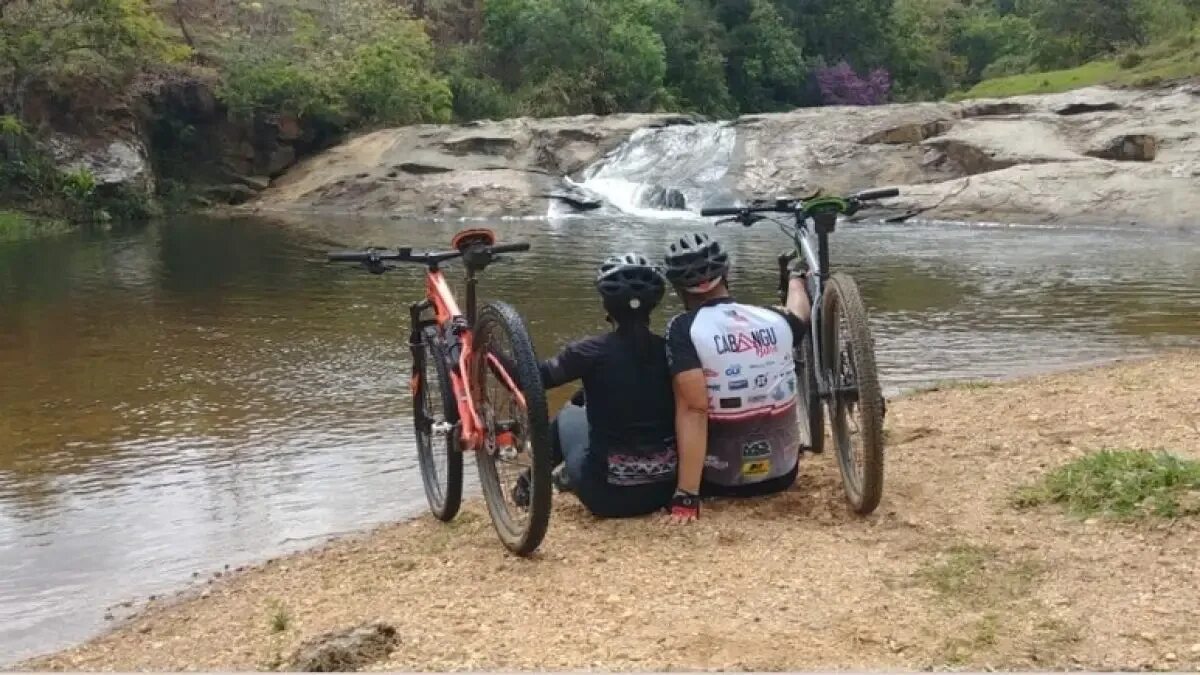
top-left (821, 272), bottom-right (885, 515)
top-left (413, 324), bottom-right (463, 521)
top-left (472, 301), bottom-right (552, 556)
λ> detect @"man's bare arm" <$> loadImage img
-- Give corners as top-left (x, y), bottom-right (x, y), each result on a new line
top-left (673, 368), bottom-right (709, 495)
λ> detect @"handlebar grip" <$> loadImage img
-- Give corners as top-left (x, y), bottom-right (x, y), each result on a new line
top-left (700, 207), bottom-right (743, 217)
top-left (327, 250), bottom-right (367, 262)
top-left (491, 242), bottom-right (531, 254)
top-left (855, 188), bottom-right (900, 201)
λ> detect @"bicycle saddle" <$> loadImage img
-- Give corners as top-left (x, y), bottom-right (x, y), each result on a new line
top-left (451, 228), bottom-right (496, 252)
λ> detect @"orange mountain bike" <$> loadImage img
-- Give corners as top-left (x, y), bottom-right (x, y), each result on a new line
top-left (327, 229), bottom-right (552, 556)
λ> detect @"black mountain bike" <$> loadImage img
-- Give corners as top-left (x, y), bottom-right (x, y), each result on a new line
top-left (701, 188), bottom-right (898, 515)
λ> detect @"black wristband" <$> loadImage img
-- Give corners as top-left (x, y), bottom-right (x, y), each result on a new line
top-left (670, 489), bottom-right (700, 513)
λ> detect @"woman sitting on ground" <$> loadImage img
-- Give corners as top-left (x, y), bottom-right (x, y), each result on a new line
top-left (516, 253), bottom-right (678, 518)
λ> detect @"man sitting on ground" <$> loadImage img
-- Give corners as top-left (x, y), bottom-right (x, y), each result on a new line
top-left (660, 232), bottom-right (812, 522)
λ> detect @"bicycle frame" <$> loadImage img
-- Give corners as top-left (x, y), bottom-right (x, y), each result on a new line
top-left (408, 262), bottom-right (526, 455)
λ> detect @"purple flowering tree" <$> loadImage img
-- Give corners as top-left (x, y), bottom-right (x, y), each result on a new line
top-left (815, 61), bottom-right (892, 106)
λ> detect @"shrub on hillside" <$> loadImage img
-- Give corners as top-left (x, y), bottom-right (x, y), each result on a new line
top-left (815, 61), bottom-right (892, 106)
top-left (215, 2), bottom-right (450, 127)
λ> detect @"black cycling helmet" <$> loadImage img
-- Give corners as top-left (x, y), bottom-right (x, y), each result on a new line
top-left (663, 232), bottom-right (729, 293)
top-left (595, 253), bottom-right (666, 315)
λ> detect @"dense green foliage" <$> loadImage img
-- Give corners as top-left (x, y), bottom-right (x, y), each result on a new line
top-left (956, 22), bottom-right (1200, 97)
top-left (214, 0), bottom-right (451, 126)
top-left (3, 0), bottom-right (1198, 126)
top-left (420, 0), bottom-right (1200, 117)
top-left (0, 0), bottom-right (186, 117)
top-left (1, 0), bottom-right (1199, 227)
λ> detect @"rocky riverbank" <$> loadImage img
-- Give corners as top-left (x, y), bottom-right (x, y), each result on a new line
top-left (248, 83), bottom-right (1200, 229)
top-left (23, 351), bottom-right (1200, 672)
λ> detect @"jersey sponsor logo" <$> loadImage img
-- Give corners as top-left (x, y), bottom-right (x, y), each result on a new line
top-left (718, 396), bottom-right (742, 409)
top-left (723, 308), bottom-right (752, 325)
top-left (742, 458), bottom-right (771, 478)
top-left (748, 394), bottom-right (768, 404)
top-left (742, 439), bottom-right (772, 458)
top-left (703, 368), bottom-right (719, 377)
top-left (728, 379), bottom-right (749, 391)
top-left (771, 381), bottom-right (791, 402)
top-left (707, 384), bottom-right (721, 392)
top-left (725, 364), bottom-right (742, 377)
top-left (705, 455), bottom-right (730, 470)
top-left (713, 327), bottom-right (779, 358)
top-left (749, 360), bottom-right (778, 370)
top-left (754, 374), bottom-right (769, 388)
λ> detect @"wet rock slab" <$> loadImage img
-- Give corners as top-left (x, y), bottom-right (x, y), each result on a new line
top-left (253, 84), bottom-right (1200, 228)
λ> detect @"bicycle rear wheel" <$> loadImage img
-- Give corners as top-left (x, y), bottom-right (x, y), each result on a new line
top-left (472, 301), bottom-right (552, 556)
top-left (413, 324), bottom-right (463, 521)
top-left (820, 272), bottom-right (884, 515)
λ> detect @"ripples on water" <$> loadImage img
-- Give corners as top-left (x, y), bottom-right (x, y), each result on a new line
top-left (0, 213), bottom-right (1197, 663)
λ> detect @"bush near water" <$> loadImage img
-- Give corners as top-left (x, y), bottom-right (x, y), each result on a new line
top-left (2, 0), bottom-right (1200, 232)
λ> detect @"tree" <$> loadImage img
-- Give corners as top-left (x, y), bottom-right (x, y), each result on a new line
top-left (341, 21), bottom-right (452, 124)
top-left (888, 0), bottom-right (969, 99)
top-left (952, 9), bottom-right (1034, 82)
top-left (631, 0), bottom-right (736, 117)
top-left (775, 0), bottom-right (895, 69)
top-left (815, 61), bottom-right (892, 105)
top-left (720, 0), bottom-right (809, 112)
top-left (483, 0), bottom-right (667, 115)
top-left (216, 0), bottom-right (452, 126)
top-left (1021, 0), bottom-right (1148, 68)
top-left (0, 0), bottom-right (185, 119)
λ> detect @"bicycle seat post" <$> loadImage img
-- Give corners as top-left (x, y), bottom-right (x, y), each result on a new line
top-left (464, 258), bottom-right (478, 326)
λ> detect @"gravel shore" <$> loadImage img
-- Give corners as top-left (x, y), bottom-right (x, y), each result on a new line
top-left (22, 351), bottom-right (1200, 672)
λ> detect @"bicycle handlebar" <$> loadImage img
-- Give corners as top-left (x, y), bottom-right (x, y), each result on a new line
top-left (855, 187), bottom-right (900, 201)
top-left (700, 187), bottom-right (901, 219)
top-left (699, 207), bottom-right (745, 217)
top-left (327, 241), bottom-right (531, 268)
top-left (327, 250), bottom-right (374, 262)
top-left (489, 242), bottom-right (531, 255)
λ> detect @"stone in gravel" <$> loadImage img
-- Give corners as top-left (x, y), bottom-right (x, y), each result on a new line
top-left (1190, 643), bottom-right (1200, 654)
top-left (285, 622), bottom-right (398, 672)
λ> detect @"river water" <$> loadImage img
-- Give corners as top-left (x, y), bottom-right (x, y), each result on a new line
top-left (1, 212), bottom-right (1198, 663)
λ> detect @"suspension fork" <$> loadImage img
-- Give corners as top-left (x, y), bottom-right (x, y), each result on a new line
top-left (408, 298), bottom-right (433, 396)
top-left (776, 250), bottom-right (797, 305)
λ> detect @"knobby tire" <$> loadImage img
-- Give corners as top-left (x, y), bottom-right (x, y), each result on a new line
top-left (414, 324), bottom-right (463, 521)
top-left (473, 301), bottom-right (552, 556)
top-left (821, 272), bottom-right (885, 515)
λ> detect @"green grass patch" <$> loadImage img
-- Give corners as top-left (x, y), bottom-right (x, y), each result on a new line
top-left (916, 544), bottom-right (1043, 605)
top-left (1014, 449), bottom-right (1200, 519)
top-left (955, 60), bottom-right (1123, 99)
top-left (938, 612), bottom-right (1001, 664)
top-left (268, 601), bottom-right (291, 633)
top-left (0, 210), bottom-right (72, 242)
top-left (953, 28), bottom-right (1200, 100)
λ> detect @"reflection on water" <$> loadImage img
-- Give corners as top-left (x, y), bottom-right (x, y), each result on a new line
top-left (1, 214), bottom-right (1197, 662)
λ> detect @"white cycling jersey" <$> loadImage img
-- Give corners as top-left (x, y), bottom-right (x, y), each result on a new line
top-left (665, 298), bottom-right (802, 488)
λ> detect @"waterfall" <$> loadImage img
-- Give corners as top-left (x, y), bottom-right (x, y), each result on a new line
top-left (554, 122), bottom-right (737, 219)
